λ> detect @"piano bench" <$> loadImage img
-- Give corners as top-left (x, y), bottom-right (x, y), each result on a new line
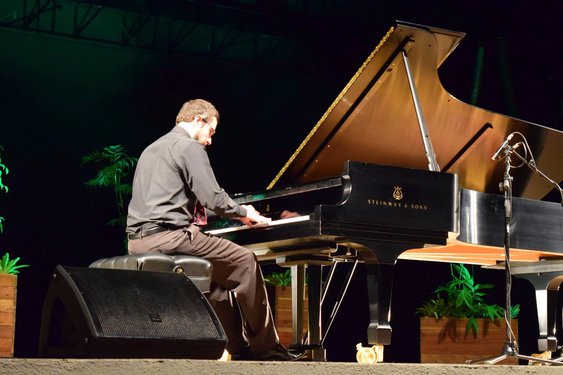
top-left (89, 253), bottom-right (213, 293)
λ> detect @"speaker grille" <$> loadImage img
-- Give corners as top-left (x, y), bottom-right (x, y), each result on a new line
top-left (67, 267), bottom-right (220, 340)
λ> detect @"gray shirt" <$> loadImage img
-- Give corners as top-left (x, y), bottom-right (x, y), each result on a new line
top-left (126, 126), bottom-right (246, 233)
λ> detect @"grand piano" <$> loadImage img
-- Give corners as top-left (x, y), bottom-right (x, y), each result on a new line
top-left (205, 22), bottom-right (563, 360)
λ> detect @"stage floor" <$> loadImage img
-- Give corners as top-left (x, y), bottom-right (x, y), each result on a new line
top-left (1, 359), bottom-right (563, 375)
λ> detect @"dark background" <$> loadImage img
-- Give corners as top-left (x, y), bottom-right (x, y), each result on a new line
top-left (0, 0), bottom-right (562, 362)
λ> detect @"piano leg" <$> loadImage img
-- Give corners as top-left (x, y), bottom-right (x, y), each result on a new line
top-left (360, 241), bottom-right (420, 346)
top-left (513, 270), bottom-right (563, 352)
top-left (365, 262), bottom-right (394, 345)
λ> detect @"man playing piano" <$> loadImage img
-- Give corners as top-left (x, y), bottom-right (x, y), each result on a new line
top-left (126, 99), bottom-right (301, 361)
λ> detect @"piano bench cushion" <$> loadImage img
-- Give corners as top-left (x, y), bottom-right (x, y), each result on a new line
top-left (89, 253), bottom-right (212, 293)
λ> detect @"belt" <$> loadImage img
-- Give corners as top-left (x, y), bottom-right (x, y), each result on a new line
top-left (127, 226), bottom-right (170, 240)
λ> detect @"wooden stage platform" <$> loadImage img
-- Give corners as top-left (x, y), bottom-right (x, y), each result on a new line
top-left (1, 359), bottom-right (563, 375)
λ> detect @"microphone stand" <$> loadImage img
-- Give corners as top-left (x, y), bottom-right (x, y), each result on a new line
top-left (468, 142), bottom-right (563, 366)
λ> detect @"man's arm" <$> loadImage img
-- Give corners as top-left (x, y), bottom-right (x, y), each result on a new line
top-left (180, 142), bottom-right (270, 225)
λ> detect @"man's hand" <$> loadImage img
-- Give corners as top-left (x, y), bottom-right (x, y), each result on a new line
top-left (280, 210), bottom-right (301, 219)
top-left (238, 205), bottom-right (272, 227)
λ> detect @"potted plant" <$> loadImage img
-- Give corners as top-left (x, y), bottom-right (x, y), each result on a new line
top-left (0, 147), bottom-right (29, 357)
top-left (416, 263), bottom-right (519, 364)
top-left (0, 253), bottom-right (29, 357)
top-left (82, 145), bottom-right (138, 249)
top-left (264, 269), bottom-right (308, 347)
top-left (82, 145), bottom-right (138, 227)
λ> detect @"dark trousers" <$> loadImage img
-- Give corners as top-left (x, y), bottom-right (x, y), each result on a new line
top-left (128, 224), bottom-right (280, 356)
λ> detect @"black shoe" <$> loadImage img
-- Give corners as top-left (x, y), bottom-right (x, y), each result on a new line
top-left (256, 345), bottom-right (306, 361)
top-left (230, 346), bottom-right (255, 361)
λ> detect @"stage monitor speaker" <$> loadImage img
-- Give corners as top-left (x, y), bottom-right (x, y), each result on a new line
top-left (38, 265), bottom-right (227, 359)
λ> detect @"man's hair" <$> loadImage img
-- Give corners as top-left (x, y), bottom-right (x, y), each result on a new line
top-left (175, 99), bottom-right (220, 123)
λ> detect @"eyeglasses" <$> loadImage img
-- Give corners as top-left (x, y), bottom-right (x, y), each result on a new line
top-left (201, 118), bottom-right (216, 136)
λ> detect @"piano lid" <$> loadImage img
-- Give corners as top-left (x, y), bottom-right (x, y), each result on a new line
top-left (268, 21), bottom-right (563, 200)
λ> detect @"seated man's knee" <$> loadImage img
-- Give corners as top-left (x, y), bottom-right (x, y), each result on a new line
top-left (238, 246), bottom-right (258, 264)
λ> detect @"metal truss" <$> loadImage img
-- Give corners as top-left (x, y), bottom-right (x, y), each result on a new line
top-left (0, 0), bottom-right (383, 74)
top-left (0, 0), bottom-right (309, 72)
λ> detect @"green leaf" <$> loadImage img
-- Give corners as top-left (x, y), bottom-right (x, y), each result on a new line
top-left (264, 270), bottom-right (292, 286)
top-left (0, 146), bottom-right (9, 194)
top-left (0, 252), bottom-right (29, 275)
top-left (510, 304), bottom-right (520, 318)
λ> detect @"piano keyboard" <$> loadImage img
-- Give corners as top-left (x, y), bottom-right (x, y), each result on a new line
top-left (205, 215), bottom-right (311, 235)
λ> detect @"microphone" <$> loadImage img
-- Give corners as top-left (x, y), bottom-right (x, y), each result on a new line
top-left (491, 133), bottom-right (515, 161)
